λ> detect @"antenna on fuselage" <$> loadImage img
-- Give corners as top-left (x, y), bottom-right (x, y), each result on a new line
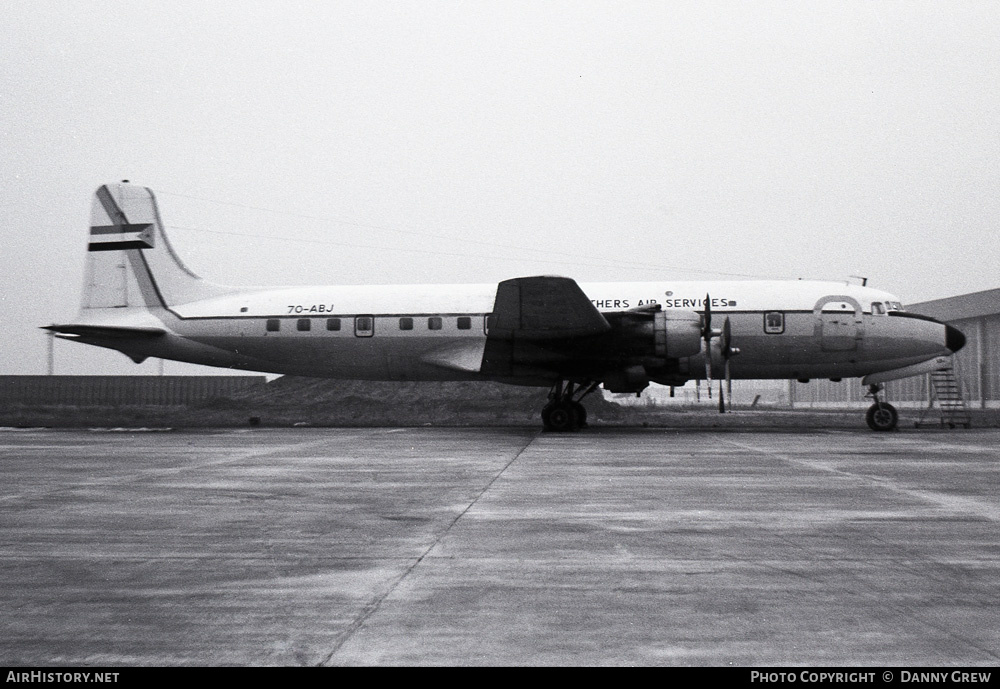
top-left (849, 275), bottom-right (869, 286)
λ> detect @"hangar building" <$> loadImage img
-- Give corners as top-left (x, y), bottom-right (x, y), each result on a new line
top-left (909, 288), bottom-right (999, 407)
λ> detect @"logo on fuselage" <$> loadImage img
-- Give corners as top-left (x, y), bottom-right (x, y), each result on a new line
top-left (590, 296), bottom-right (737, 309)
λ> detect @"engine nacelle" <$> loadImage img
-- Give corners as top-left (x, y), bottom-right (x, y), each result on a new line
top-left (602, 311), bottom-right (701, 391)
top-left (606, 308), bottom-right (703, 361)
top-left (653, 310), bottom-right (703, 359)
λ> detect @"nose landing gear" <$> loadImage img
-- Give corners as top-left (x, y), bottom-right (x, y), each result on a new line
top-left (542, 380), bottom-right (598, 432)
top-left (865, 383), bottom-right (899, 431)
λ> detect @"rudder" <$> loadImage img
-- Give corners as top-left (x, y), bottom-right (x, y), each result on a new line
top-left (81, 182), bottom-right (232, 311)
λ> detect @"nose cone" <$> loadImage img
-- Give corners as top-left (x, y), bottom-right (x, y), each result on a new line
top-left (946, 324), bottom-right (966, 353)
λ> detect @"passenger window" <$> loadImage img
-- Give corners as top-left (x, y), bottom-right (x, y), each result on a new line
top-left (427, 316), bottom-right (442, 331)
top-left (355, 315), bottom-right (374, 337)
top-left (327, 318), bottom-right (341, 331)
top-left (266, 319), bottom-right (280, 332)
top-left (297, 318), bottom-right (311, 332)
top-left (764, 311), bottom-right (784, 334)
top-left (399, 317), bottom-right (413, 331)
top-left (871, 302), bottom-right (885, 315)
top-left (457, 316), bottom-right (472, 330)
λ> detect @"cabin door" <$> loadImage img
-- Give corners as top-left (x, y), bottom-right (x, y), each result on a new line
top-left (814, 296), bottom-right (863, 352)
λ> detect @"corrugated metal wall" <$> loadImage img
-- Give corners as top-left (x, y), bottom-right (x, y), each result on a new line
top-left (792, 376), bottom-right (930, 408)
top-left (0, 376), bottom-right (266, 406)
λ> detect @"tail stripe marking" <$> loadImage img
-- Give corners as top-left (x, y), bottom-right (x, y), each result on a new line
top-left (89, 240), bottom-right (155, 252)
top-left (88, 187), bottom-right (155, 252)
top-left (90, 223), bottom-right (153, 235)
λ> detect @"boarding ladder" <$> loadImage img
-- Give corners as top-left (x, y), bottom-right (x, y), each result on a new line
top-left (916, 362), bottom-right (971, 429)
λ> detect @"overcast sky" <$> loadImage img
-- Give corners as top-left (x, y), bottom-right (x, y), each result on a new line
top-left (2, 1), bottom-right (998, 376)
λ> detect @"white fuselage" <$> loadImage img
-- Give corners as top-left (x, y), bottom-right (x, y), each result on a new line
top-left (88, 278), bottom-right (954, 386)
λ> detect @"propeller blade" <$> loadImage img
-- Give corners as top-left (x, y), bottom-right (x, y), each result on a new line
top-left (703, 294), bottom-right (713, 398)
top-left (705, 358), bottom-right (712, 398)
top-left (702, 293), bottom-right (712, 338)
top-left (718, 378), bottom-right (726, 414)
top-left (725, 356), bottom-right (732, 398)
top-left (723, 316), bottom-right (732, 402)
top-left (704, 339), bottom-right (713, 399)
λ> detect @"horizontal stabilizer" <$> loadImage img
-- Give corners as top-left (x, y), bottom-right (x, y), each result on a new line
top-left (43, 324), bottom-right (166, 340)
top-left (488, 276), bottom-right (611, 340)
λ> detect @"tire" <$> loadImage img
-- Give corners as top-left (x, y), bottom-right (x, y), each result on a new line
top-left (544, 402), bottom-right (579, 432)
top-left (541, 403), bottom-right (554, 430)
top-left (571, 402), bottom-right (588, 428)
top-left (865, 403), bottom-right (898, 431)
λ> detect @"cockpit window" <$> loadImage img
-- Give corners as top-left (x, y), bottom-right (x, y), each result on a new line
top-left (871, 302), bottom-right (885, 315)
top-left (886, 301), bottom-right (904, 312)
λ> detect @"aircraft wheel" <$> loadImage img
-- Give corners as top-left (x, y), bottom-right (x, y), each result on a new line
top-left (541, 403), bottom-right (554, 430)
top-left (865, 403), bottom-right (898, 432)
top-left (571, 402), bottom-right (588, 428)
top-left (544, 402), bottom-right (579, 432)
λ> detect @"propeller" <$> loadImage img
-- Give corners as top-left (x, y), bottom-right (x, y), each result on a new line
top-left (719, 316), bottom-right (741, 413)
top-left (701, 294), bottom-right (714, 398)
top-left (723, 317), bottom-right (733, 398)
top-left (702, 296), bottom-right (741, 411)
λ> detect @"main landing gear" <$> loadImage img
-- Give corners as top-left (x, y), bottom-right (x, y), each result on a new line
top-left (542, 380), bottom-right (599, 432)
top-left (865, 383), bottom-right (899, 431)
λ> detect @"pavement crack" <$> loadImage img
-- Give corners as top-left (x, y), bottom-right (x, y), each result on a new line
top-left (316, 430), bottom-right (540, 666)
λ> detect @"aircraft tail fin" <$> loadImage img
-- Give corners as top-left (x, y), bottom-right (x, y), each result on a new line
top-left (81, 182), bottom-right (233, 312)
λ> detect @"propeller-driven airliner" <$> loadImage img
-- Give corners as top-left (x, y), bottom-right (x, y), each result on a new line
top-left (45, 183), bottom-right (966, 431)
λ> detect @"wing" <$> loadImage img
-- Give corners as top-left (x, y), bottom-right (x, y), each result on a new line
top-left (481, 276), bottom-right (612, 382)
top-left (487, 276), bottom-right (611, 340)
top-left (480, 276), bottom-right (703, 389)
